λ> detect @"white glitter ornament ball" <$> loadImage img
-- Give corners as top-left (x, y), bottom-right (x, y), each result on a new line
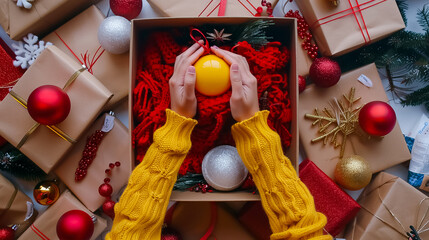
top-left (98, 16), bottom-right (131, 54)
top-left (202, 145), bottom-right (249, 191)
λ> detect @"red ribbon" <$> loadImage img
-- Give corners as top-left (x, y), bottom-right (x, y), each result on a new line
top-left (190, 28), bottom-right (211, 55)
top-left (54, 31), bottom-right (105, 74)
top-left (30, 224), bottom-right (50, 240)
top-left (198, 0), bottom-right (258, 17)
top-left (312, 0), bottom-right (387, 44)
top-left (200, 202), bottom-right (218, 240)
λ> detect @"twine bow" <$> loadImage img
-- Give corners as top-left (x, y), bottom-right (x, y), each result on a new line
top-left (9, 67), bottom-right (86, 149)
top-left (356, 189), bottom-right (429, 240)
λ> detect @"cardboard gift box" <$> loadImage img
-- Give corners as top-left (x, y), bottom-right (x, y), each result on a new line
top-left (130, 17), bottom-right (298, 201)
top-left (299, 159), bottom-right (360, 236)
top-left (344, 172), bottom-right (429, 239)
top-left (147, 0), bottom-right (279, 17)
top-left (54, 113), bottom-right (132, 212)
top-left (298, 63), bottom-right (410, 179)
top-left (0, 174), bottom-right (37, 237)
top-left (169, 202), bottom-right (255, 239)
top-left (18, 190), bottom-right (107, 240)
top-left (295, 0), bottom-right (405, 57)
top-left (0, 0), bottom-right (94, 40)
top-left (0, 46), bottom-right (113, 173)
top-left (44, 6), bottom-right (129, 110)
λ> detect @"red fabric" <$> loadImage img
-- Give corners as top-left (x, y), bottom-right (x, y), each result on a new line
top-left (299, 159), bottom-right (361, 236)
top-left (0, 43), bottom-right (24, 101)
top-left (238, 202), bottom-right (271, 240)
top-left (132, 31), bottom-right (291, 174)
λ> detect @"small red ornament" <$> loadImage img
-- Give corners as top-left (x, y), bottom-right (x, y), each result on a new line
top-left (0, 226), bottom-right (14, 240)
top-left (298, 75), bottom-right (306, 93)
top-left (161, 226), bottom-right (183, 240)
top-left (27, 85), bottom-right (71, 125)
top-left (359, 101), bottom-right (396, 136)
top-left (309, 57), bottom-right (341, 88)
top-left (102, 199), bottom-right (116, 219)
top-left (110, 0), bottom-right (142, 20)
top-left (98, 183), bottom-right (113, 197)
top-left (56, 210), bottom-right (94, 240)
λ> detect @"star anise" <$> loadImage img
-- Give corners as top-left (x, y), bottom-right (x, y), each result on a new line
top-left (206, 28), bottom-right (232, 43)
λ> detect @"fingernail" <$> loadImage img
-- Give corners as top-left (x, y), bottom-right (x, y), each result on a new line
top-left (212, 45), bottom-right (219, 49)
top-left (231, 64), bottom-right (239, 71)
top-left (188, 66), bottom-right (196, 74)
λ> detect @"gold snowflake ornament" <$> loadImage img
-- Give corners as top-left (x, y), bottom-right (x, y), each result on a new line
top-left (305, 87), bottom-right (363, 158)
top-left (206, 29), bottom-right (232, 43)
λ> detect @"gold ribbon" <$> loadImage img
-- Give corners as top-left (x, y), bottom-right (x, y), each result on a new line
top-left (352, 187), bottom-right (429, 239)
top-left (0, 185), bottom-right (18, 218)
top-left (10, 67), bottom-right (86, 149)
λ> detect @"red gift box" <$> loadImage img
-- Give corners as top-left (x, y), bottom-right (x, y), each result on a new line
top-left (238, 160), bottom-right (361, 239)
top-left (299, 159), bottom-right (361, 236)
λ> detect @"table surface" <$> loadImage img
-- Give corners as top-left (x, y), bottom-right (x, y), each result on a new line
top-left (1, 0), bottom-right (428, 238)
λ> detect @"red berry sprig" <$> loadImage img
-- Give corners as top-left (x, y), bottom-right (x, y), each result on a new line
top-left (256, 0), bottom-right (274, 17)
top-left (75, 130), bottom-right (106, 182)
top-left (285, 10), bottom-right (319, 59)
top-left (99, 161), bottom-right (121, 219)
top-left (189, 183), bottom-right (213, 193)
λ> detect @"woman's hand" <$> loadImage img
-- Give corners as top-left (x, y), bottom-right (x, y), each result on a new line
top-left (169, 41), bottom-right (205, 118)
top-left (211, 46), bottom-right (259, 122)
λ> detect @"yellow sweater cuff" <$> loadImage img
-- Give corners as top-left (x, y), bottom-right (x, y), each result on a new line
top-left (232, 111), bottom-right (330, 240)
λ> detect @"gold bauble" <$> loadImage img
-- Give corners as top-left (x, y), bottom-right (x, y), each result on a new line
top-left (334, 155), bottom-right (372, 191)
top-left (33, 180), bottom-right (60, 205)
top-left (194, 55), bottom-right (230, 96)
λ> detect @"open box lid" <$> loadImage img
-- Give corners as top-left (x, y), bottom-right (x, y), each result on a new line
top-left (129, 17), bottom-right (298, 201)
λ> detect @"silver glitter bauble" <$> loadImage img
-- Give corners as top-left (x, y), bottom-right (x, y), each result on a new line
top-left (202, 145), bottom-right (248, 191)
top-left (98, 16), bottom-right (131, 54)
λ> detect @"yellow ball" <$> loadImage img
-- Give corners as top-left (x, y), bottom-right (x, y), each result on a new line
top-left (194, 55), bottom-right (230, 96)
top-left (334, 155), bottom-right (372, 191)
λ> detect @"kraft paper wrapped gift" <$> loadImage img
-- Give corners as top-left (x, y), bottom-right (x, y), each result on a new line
top-left (298, 63), bottom-right (410, 179)
top-left (0, 0), bottom-right (93, 40)
top-left (0, 174), bottom-right (37, 237)
top-left (54, 113), bottom-right (132, 212)
top-left (295, 0), bottom-right (405, 56)
top-left (147, 0), bottom-right (279, 17)
top-left (44, 5), bottom-right (129, 110)
top-left (169, 202), bottom-right (255, 240)
top-left (344, 172), bottom-right (429, 239)
top-left (18, 190), bottom-right (107, 240)
top-left (0, 45), bottom-right (113, 173)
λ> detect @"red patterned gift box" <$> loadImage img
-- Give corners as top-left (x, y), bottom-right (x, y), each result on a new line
top-left (299, 159), bottom-right (361, 236)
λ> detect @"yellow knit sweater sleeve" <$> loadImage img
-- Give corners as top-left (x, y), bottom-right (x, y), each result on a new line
top-left (105, 109), bottom-right (197, 240)
top-left (232, 111), bottom-right (332, 240)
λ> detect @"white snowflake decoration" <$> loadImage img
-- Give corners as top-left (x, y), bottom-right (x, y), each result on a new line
top-left (12, 33), bottom-right (52, 69)
top-left (13, 0), bottom-right (35, 9)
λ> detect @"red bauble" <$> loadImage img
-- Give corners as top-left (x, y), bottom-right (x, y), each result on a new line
top-left (27, 85), bottom-right (71, 125)
top-left (56, 210), bottom-right (94, 240)
top-left (0, 226), bottom-right (14, 240)
top-left (110, 0), bottom-right (142, 20)
top-left (298, 75), bottom-right (306, 93)
top-left (102, 199), bottom-right (116, 219)
top-left (359, 101), bottom-right (396, 136)
top-left (161, 226), bottom-right (183, 240)
top-left (309, 57), bottom-right (341, 88)
top-left (98, 183), bottom-right (113, 197)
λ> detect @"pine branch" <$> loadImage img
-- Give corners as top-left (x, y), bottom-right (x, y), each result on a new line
top-left (417, 4), bottom-right (429, 33)
top-left (402, 84), bottom-right (429, 106)
top-left (396, 0), bottom-right (408, 26)
top-left (0, 146), bottom-right (46, 181)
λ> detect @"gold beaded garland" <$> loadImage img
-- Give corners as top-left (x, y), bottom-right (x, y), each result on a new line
top-left (334, 155), bottom-right (372, 191)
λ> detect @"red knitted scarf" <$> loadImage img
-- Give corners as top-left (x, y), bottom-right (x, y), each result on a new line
top-left (133, 31), bottom-right (292, 175)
